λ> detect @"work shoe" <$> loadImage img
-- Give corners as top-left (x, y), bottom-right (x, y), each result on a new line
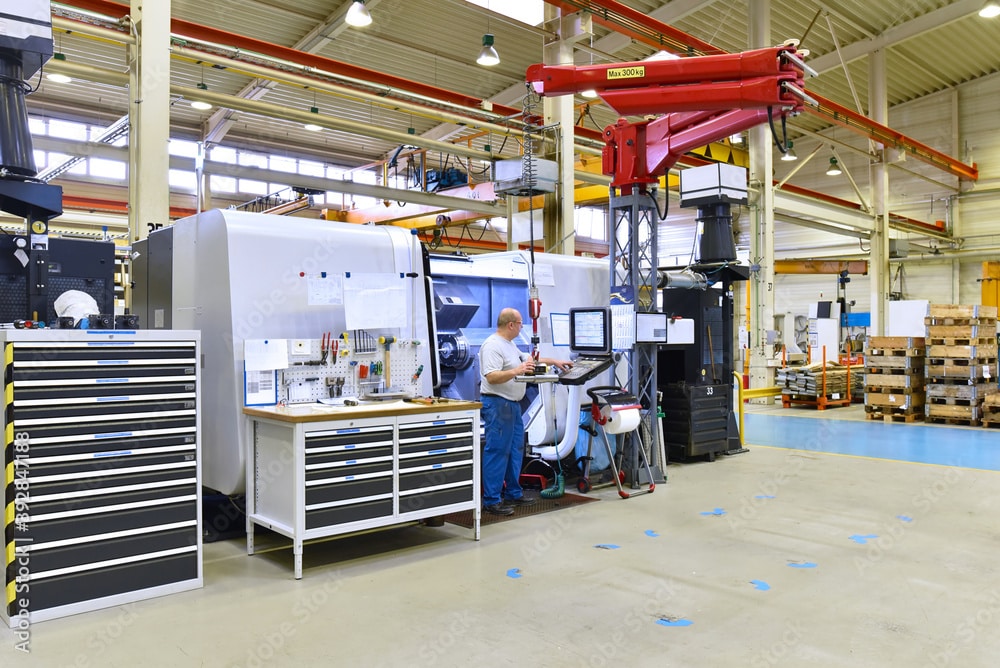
top-left (483, 503), bottom-right (514, 516)
top-left (503, 496), bottom-right (536, 508)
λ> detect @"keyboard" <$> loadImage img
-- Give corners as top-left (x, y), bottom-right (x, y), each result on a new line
top-left (558, 355), bottom-right (614, 385)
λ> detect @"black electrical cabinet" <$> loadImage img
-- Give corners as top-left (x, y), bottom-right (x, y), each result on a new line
top-left (657, 266), bottom-right (747, 461)
top-left (0, 236), bottom-right (115, 323)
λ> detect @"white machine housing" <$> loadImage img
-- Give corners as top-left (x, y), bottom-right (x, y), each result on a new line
top-left (165, 210), bottom-right (435, 495)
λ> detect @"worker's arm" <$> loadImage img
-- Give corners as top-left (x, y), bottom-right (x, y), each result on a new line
top-left (484, 357), bottom-right (536, 384)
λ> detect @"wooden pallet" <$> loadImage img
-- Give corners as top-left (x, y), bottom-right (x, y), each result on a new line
top-left (982, 420), bottom-right (1000, 429)
top-left (926, 382), bottom-right (993, 400)
top-left (864, 373), bottom-right (923, 389)
top-left (926, 403), bottom-right (981, 420)
top-left (928, 337), bottom-right (996, 347)
top-left (866, 357), bottom-right (925, 371)
top-left (782, 393), bottom-right (852, 410)
top-left (926, 324), bottom-right (987, 338)
top-left (927, 344), bottom-right (998, 359)
top-left (927, 304), bottom-right (998, 319)
top-left (865, 391), bottom-right (923, 410)
top-left (926, 416), bottom-right (982, 427)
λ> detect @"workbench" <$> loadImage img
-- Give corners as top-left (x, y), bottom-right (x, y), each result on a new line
top-left (243, 399), bottom-right (481, 578)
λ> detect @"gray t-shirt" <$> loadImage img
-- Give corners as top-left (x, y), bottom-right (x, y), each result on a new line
top-left (479, 333), bottom-right (528, 401)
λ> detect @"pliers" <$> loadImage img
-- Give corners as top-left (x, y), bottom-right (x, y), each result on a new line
top-left (320, 332), bottom-right (331, 364)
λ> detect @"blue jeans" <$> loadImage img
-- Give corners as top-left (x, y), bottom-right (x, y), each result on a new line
top-left (480, 395), bottom-right (525, 506)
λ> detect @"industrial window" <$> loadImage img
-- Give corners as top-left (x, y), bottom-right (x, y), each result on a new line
top-left (466, 0), bottom-right (542, 25)
top-left (238, 152), bottom-right (268, 169)
top-left (48, 119), bottom-right (88, 141)
top-left (169, 169), bottom-right (197, 191)
top-left (211, 146), bottom-right (237, 164)
top-left (575, 206), bottom-right (608, 242)
top-left (33, 151), bottom-right (45, 169)
top-left (169, 139), bottom-right (200, 158)
top-left (270, 155), bottom-right (297, 173)
top-left (299, 159), bottom-right (324, 177)
top-left (210, 175), bottom-right (237, 194)
top-left (28, 116), bottom-right (46, 135)
top-left (91, 158), bottom-right (127, 180)
top-left (239, 179), bottom-right (269, 195)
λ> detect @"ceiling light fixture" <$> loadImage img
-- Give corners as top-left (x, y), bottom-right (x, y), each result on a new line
top-left (191, 68), bottom-right (212, 111)
top-left (979, 2), bottom-right (1000, 18)
top-left (826, 156), bottom-right (842, 176)
top-left (46, 73), bottom-right (72, 84)
top-left (781, 141), bottom-right (798, 161)
top-left (305, 106), bottom-right (322, 132)
top-left (477, 33), bottom-right (500, 66)
top-left (581, 89), bottom-right (598, 99)
top-left (345, 1), bottom-right (372, 27)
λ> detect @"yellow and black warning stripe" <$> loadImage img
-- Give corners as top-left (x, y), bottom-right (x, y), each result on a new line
top-left (4, 342), bottom-right (20, 617)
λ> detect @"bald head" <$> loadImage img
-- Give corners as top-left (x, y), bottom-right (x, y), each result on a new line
top-left (496, 308), bottom-right (523, 340)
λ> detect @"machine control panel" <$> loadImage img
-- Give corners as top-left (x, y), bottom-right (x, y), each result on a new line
top-left (557, 355), bottom-right (614, 385)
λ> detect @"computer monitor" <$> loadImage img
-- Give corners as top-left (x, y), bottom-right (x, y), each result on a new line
top-left (569, 306), bottom-right (612, 355)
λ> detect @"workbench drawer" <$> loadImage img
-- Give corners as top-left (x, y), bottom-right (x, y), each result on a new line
top-left (305, 424), bottom-right (394, 450)
top-left (22, 552), bottom-right (199, 617)
top-left (305, 460), bottom-right (390, 483)
top-left (305, 442), bottom-right (393, 466)
top-left (24, 526), bottom-right (198, 575)
top-left (306, 498), bottom-right (393, 530)
top-left (306, 475), bottom-right (393, 506)
top-left (23, 500), bottom-right (198, 544)
top-left (398, 448), bottom-right (472, 469)
top-left (398, 418), bottom-right (474, 441)
top-left (399, 462), bottom-right (473, 492)
top-left (399, 484), bottom-right (474, 514)
top-left (398, 433), bottom-right (473, 455)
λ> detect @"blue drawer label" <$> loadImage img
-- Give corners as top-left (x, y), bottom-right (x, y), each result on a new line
top-left (97, 378), bottom-right (128, 383)
top-left (344, 445), bottom-right (356, 449)
top-left (430, 435), bottom-right (447, 440)
top-left (345, 459), bottom-right (357, 465)
top-left (336, 428), bottom-right (361, 434)
top-left (94, 450), bottom-right (131, 458)
top-left (96, 431), bottom-right (132, 439)
top-left (97, 396), bottom-right (129, 402)
top-left (97, 360), bottom-right (129, 365)
top-left (432, 464), bottom-right (443, 469)
top-left (429, 449), bottom-right (447, 455)
top-left (345, 476), bottom-right (355, 481)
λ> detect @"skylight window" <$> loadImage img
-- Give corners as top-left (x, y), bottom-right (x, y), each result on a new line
top-left (466, 0), bottom-right (542, 26)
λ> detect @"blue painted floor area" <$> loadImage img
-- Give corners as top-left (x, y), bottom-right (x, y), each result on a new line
top-left (745, 413), bottom-right (1000, 471)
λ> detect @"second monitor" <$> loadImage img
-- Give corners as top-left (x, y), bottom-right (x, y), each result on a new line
top-left (569, 306), bottom-right (612, 356)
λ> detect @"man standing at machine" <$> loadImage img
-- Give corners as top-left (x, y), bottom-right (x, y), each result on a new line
top-left (479, 308), bottom-right (572, 516)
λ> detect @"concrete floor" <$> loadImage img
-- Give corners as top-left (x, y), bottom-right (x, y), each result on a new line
top-left (3, 410), bottom-right (999, 667)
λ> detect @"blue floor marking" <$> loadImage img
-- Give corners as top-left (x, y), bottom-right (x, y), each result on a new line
top-left (656, 618), bottom-right (693, 627)
top-left (745, 413), bottom-right (1000, 471)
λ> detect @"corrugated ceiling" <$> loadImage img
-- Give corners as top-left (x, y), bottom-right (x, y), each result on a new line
top-left (35, 0), bottom-right (1000, 170)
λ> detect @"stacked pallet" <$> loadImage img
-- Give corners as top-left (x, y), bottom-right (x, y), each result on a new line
top-left (924, 304), bottom-right (998, 426)
top-left (983, 393), bottom-right (1000, 428)
top-left (864, 336), bottom-right (925, 422)
top-left (779, 361), bottom-right (853, 409)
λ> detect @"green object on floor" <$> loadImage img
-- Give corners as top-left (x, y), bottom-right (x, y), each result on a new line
top-left (540, 473), bottom-right (565, 499)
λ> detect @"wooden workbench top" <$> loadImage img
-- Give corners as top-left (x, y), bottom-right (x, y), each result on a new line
top-left (243, 399), bottom-right (481, 423)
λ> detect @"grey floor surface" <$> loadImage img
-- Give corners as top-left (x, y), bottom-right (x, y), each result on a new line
top-left (3, 428), bottom-right (998, 667)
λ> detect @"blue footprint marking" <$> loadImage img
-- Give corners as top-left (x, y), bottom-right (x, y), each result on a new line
top-left (750, 580), bottom-right (771, 591)
top-left (787, 561), bottom-right (818, 569)
top-left (700, 508), bottom-right (727, 516)
top-left (506, 568), bottom-right (522, 579)
top-left (594, 544), bottom-right (620, 550)
top-left (656, 618), bottom-right (693, 627)
top-left (644, 530), bottom-right (659, 537)
top-left (897, 515), bottom-right (914, 523)
top-left (849, 534), bottom-right (879, 545)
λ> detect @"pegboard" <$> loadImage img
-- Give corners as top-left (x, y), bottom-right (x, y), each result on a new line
top-left (278, 332), bottom-right (430, 404)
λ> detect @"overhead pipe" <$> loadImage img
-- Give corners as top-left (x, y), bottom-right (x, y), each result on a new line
top-left (52, 15), bottom-right (134, 44)
top-left (168, 45), bottom-right (568, 152)
top-left (53, 7), bottom-right (607, 154)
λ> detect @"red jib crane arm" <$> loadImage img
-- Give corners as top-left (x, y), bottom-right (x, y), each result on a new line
top-left (526, 44), bottom-right (813, 190)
